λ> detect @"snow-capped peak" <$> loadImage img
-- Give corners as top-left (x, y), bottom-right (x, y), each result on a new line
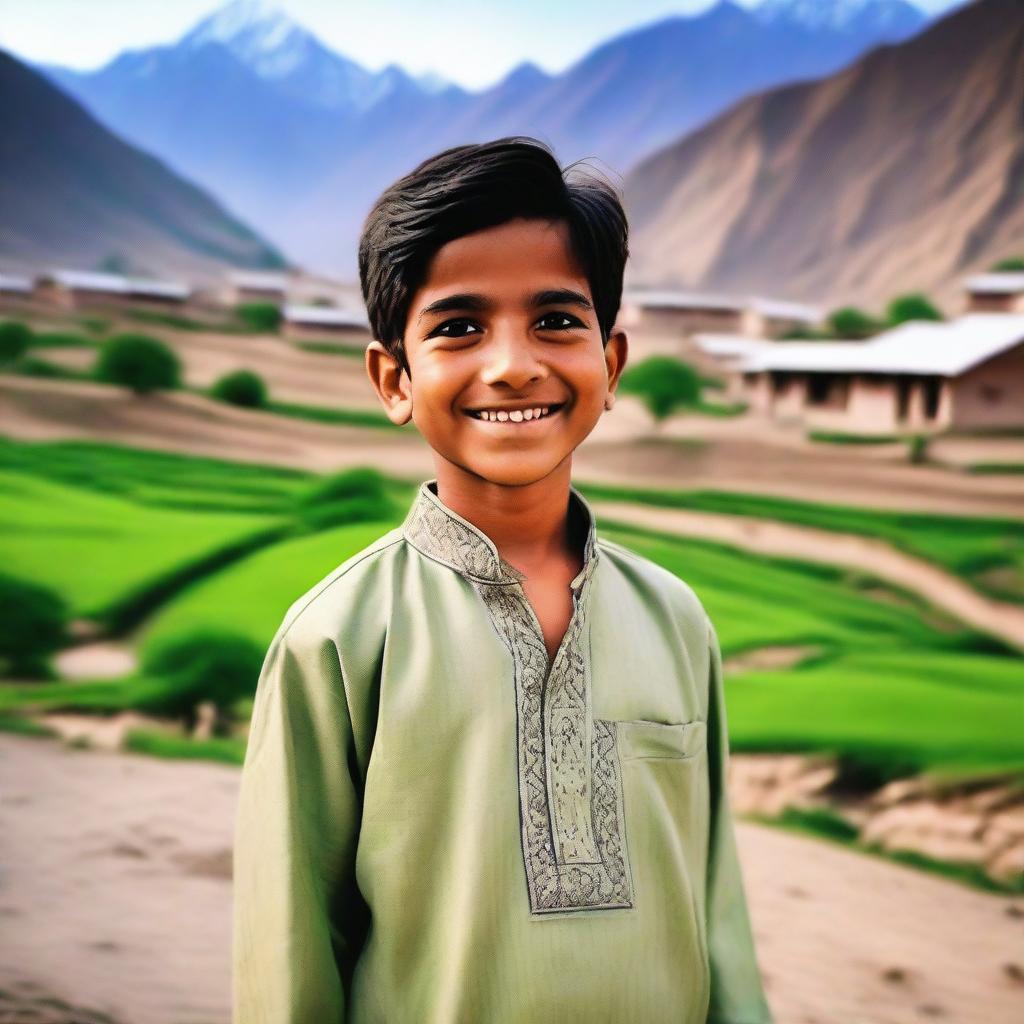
top-left (182, 0), bottom-right (310, 76)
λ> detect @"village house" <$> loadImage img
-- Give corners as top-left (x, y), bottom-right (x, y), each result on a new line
top-left (621, 289), bottom-right (821, 339)
top-left (281, 304), bottom-right (371, 346)
top-left (226, 269), bottom-right (290, 305)
top-left (736, 313), bottom-right (1024, 434)
top-left (33, 270), bottom-right (191, 310)
top-left (963, 272), bottom-right (1024, 314)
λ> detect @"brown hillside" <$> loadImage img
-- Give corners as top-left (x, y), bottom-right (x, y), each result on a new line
top-left (624, 0), bottom-right (1024, 313)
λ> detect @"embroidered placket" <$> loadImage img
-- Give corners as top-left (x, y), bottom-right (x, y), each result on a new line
top-left (403, 481), bottom-right (634, 915)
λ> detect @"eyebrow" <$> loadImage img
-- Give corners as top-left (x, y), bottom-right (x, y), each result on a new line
top-left (417, 288), bottom-right (594, 323)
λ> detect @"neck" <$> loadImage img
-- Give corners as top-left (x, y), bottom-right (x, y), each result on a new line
top-left (432, 458), bottom-right (580, 576)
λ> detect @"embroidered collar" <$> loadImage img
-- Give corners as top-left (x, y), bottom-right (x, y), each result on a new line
top-left (402, 478), bottom-right (599, 587)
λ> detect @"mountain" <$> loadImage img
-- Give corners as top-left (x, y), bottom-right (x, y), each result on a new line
top-left (752, 0), bottom-right (928, 33)
top-left (623, 0), bottom-right (1024, 310)
top-left (37, 0), bottom-right (932, 276)
top-left (0, 49), bottom-right (284, 279)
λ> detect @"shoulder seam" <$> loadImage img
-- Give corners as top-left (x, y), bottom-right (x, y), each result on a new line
top-left (279, 532), bottom-right (405, 644)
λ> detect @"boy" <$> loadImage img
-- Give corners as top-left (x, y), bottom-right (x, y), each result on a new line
top-left (233, 136), bottom-right (773, 1024)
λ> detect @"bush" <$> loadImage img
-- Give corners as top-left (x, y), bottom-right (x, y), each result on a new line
top-left (619, 356), bottom-right (702, 424)
top-left (235, 302), bottom-right (282, 332)
top-left (94, 333), bottom-right (182, 394)
top-left (828, 307), bottom-right (880, 339)
top-left (886, 293), bottom-right (943, 326)
top-left (295, 467), bottom-right (394, 531)
top-left (139, 629), bottom-right (266, 727)
top-left (0, 321), bottom-right (32, 363)
top-left (211, 369), bottom-right (268, 408)
top-left (0, 574), bottom-right (68, 679)
top-left (908, 433), bottom-right (930, 465)
top-left (989, 256), bottom-right (1024, 272)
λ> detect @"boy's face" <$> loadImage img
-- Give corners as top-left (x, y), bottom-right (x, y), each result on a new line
top-left (366, 217), bottom-right (627, 488)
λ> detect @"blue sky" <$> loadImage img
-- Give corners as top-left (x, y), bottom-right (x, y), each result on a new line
top-left (0, 0), bottom-right (965, 89)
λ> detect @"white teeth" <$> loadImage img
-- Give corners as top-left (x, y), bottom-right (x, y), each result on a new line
top-left (472, 404), bottom-right (557, 421)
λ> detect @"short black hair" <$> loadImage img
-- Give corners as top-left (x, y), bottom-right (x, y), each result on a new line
top-left (358, 136), bottom-right (629, 376)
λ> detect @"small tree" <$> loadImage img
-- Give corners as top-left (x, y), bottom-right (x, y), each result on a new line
top-left (907, 433), bottom-right (930, 465)
top-left (0, 574), bottom-right (68, 679)
top-left (235, 302), bottom-right (282, 332)
top-left (0, 321), bottom-right (33, 364)
top-left (211, 369), bottom-right (268, 408)
top-left (295, 467), bottom-right (393, 531)
top-left (828, 307), bottom-right (880, 339)
top-left (619, 356), bottom-right (702, 427)
top-left (140, 629), bottom-right (266, 732)
top-left (989, 256), bottom-right (1024, 272)
top-left (94, 334), bottom-right (182, 394)
top-left (886, 293), bottom-right (943, 326)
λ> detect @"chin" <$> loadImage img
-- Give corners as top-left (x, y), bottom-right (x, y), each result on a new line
top-left (457, 453), bottom-right (572, 488)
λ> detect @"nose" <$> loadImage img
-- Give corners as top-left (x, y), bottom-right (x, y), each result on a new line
top-left (478, 327), bottom-right (545, 390)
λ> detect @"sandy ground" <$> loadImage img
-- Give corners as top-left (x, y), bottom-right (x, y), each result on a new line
top-left (1, 732), bottom-right (1022, 1024)
top-left (3, 374), bottom-right (1024, 518)
top-left (590, 500), bottom-right (1024, 651)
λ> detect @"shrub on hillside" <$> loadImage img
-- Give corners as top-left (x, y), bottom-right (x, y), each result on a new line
top-left (886, 293), bottom-right (943, 326)
top-left (0, 321), bottom-right (33, 363)
top-left (0, 574), bottom-right (68, 680)
top-left (94, 334), bottom-right (182, 394)
top-left (828, 307), bottom-right (881, 339)
top-left (295, 467), bottom-right (394, 531)
top-left (619, 355), bottom-right (701, 424)
top-left (235, 302), bottom-right (282, 332)
top-left (139, 629), bottom-right (265, 729)
top-left (989, 256), bottom-right (1024, 272)
top-left (211, 369), bottom-right (268, 408)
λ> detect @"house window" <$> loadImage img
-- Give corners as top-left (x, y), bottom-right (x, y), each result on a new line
top-left (770, 371), bottom-right (791, 396)
top-left (896, 378), bottom-right (912, 421)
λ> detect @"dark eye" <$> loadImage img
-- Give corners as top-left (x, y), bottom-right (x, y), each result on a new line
top-left (537, 312), bottom-right (584, 331)
top-left (431, 319), bottom-right (480, 339)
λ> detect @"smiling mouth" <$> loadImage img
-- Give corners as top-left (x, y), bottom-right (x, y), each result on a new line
top-left (464, 403), bottom-right (566, 423)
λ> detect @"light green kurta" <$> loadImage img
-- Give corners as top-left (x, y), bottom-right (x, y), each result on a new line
top-left (233, 479), bottom-right (773, 1024)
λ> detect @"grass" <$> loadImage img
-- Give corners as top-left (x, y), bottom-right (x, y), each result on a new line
top-left (137, 518), bottom-right (405, 651)
top-left (124, 728), bottom-right (246, 765)
top-left (808, 430), bottom-right (903, 444)
top-left (0, 437), bottom-right (1019, 806)
top-left (0, 465), bottom-right (284, 618)
top-left (967, 463), bottom-right (1024, 475)
top-left (295, 340), bottom-right (367, 358)
top-left (579, 480), bottom-right (1024, 605)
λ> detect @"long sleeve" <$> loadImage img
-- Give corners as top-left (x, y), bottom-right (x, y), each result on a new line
top-left (704, 615), bottom-right (774, 1024)
top-left (233, 617), bottom-right (365, 1024)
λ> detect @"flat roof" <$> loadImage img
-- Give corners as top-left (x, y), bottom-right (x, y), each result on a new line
top-left (625, 289), bottom-right (820, 321)
top-left (283, 304), bottom-right (370, 329)
top-left (42, 269), bottom-right (190, 298)
top-left (964, 272), bottom-right (1024, 295)
top-left (741, 313), bottom-right (1024, 377)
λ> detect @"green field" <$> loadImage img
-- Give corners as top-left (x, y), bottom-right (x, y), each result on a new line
top-left (1, 437), bottom-right (1020, 783)
top-left (579, 481), bottom-right (1024, 605)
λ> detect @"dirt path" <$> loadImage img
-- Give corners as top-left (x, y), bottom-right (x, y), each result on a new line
top-left (591, 500), bottom-right (1024, 651)
top-left (1, 733), bottom-right (1021, 1024)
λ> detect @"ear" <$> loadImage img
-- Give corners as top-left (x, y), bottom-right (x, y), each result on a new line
top-left (604, 327), bottom-right (629, 399)
top-left (366, 340), bottom-right (413, 425)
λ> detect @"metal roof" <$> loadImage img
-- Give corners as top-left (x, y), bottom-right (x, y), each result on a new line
top-left (42, 269), bottom-right (190, 298)
top-left (228, 270), bottom-right (290, 292)
top-left (625, 289), bottom-right (820, 321)
top-left (283, 304), bottom-right (370, 328)
top-left (693, 334), bottom-right (773, 358)
top-left (964, 272), bottom-right (1024, 295)
top-left (0, 274), bottom-right (32, 293)
top-left (740, 314), bottom-right (1024, 377)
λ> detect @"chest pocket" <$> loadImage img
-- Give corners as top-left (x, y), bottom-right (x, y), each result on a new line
top-left (617, 718), bottom-right (707, 761)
